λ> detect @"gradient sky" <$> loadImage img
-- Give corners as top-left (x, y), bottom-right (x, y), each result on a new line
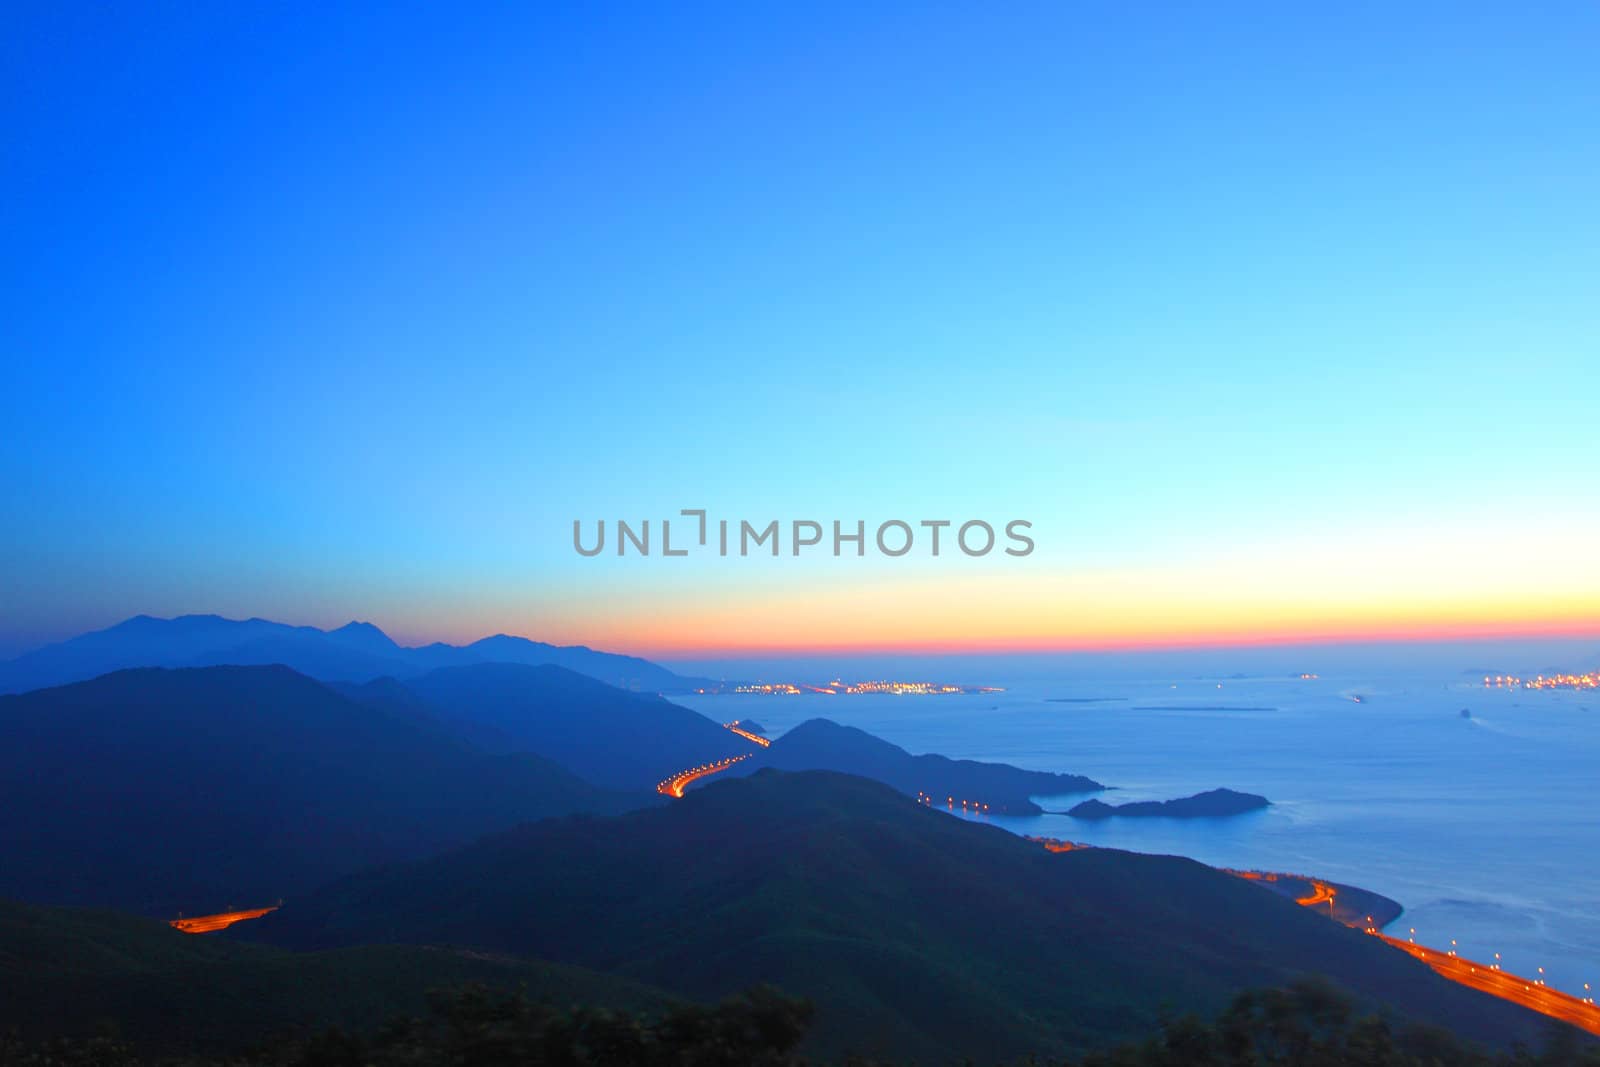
top-left (3, 3), bottom-right (1598, 660)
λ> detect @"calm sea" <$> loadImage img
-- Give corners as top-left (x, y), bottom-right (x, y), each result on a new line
top-left (676, 673), bottom-right (1600, 998)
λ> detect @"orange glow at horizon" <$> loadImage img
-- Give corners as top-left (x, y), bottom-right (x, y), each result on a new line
top-left (364, 522), bottom-right (1600, 659)
top-left (569, 595), bottom-right (1600, 660)
top-left (378, 581), bottom-right (1600, 660)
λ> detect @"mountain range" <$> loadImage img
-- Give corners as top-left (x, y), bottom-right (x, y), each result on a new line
top-left (0, 633), bottom-right (1584, 1061)
top-left (0, 662), bottom-right (1105, 918)
top-left (0, 613), bottom-right (714, 694)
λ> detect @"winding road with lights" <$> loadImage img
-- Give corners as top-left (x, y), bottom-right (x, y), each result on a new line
top-left (1217, 866), bottom-right (1600, 1037)
top-left (171, 719), bottom-right (1600, 1044)
top-left (655, 753), bottom-right (752, 798)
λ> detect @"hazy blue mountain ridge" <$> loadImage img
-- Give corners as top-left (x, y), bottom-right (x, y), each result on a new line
top-left (0, 614), bottom-right (713, 694)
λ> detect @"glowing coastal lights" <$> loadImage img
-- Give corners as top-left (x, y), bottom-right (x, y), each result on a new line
top-left (170, 905), bottom-right (279, 934)
top-left (825, 680), bottom-right (1002, 696)
top-left (1226, 869), bottom-right (1338, 916)
top-left (1026, 835), bottom-right (1091, 853)
top-left (719, 680), bottom-right (1005, 696)
top-left (1294, 879), bottom-right (1338, 913)
top-left (915, 790), bottom-right (993, 813)
top-left (1483, 671), bottom-right (1600, 690)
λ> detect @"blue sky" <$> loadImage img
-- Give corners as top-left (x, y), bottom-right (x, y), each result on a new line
top-left (3, 3), bottom-right (1598, 658)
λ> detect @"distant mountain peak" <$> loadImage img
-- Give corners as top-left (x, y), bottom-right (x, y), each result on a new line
top-left (326, 620), bottom-right (399, 650)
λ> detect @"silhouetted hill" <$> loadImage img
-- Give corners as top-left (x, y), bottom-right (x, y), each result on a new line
top-left (186, 631), bottom-right (418, 681)
top-left (0, 666), bottom-right (649, 915)
top-left (422, 633), bottom-right (702, 692)
top-left (0, 614), bottom-right (713, 694)
top-left (327, 673), bottom-right (451, 723)
top-left (0, 896), bottom-right (672, 1053)
top-left (325, 619), bottom-right (405, 655)
top-left (1067, 787), bottom-right (1269, 819)
top-left (402, 662), bottom-right (748, 791)
top-left (729, 717), bottom-right (1103, 813)
top-left (254, 770), bottom-right (1554, 1061)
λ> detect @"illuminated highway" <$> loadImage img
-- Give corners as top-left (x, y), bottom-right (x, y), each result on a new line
top-left (655, 753), bottom-right (751, 798)
top-left (658, 717), bottom-right (772, 797)
top-left (722, 720), bottom-right (771, 747)
top-left (170, 905), bottom-right (278, 934)
top-left (1030, 846), bottom-right (1600, 1036)
top-left (1380, 934), bottom-right (1600, 1038)
top-left (1227, 868), bottom-right (1600, 1037)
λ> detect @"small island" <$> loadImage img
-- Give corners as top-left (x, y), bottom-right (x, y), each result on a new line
top-left (1067, 787), bottom-right (1269, 820)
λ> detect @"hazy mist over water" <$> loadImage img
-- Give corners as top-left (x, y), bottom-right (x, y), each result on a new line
top-left (674, 640), bottom-right (1600, 998)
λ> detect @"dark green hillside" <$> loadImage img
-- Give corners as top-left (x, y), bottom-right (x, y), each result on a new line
top-left (254, 770), bottom-right (1557, 1062)
top-left (402, 662), bottom-right (748, 790)
top-left (0, 897), bottom-right (671, 1052)
top-left (0, 666), bottom-right (648, 915)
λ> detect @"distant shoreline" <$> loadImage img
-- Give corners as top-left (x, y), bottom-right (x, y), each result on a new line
top-left (1131, 704), bottom-right (1279, 711)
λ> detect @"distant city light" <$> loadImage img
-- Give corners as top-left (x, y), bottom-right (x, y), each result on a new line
top-left (1482, 672), bottom-right (1599, 691)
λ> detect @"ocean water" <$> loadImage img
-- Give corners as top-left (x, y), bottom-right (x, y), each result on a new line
top-left (676, 674), bottom-right (1600, 998)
